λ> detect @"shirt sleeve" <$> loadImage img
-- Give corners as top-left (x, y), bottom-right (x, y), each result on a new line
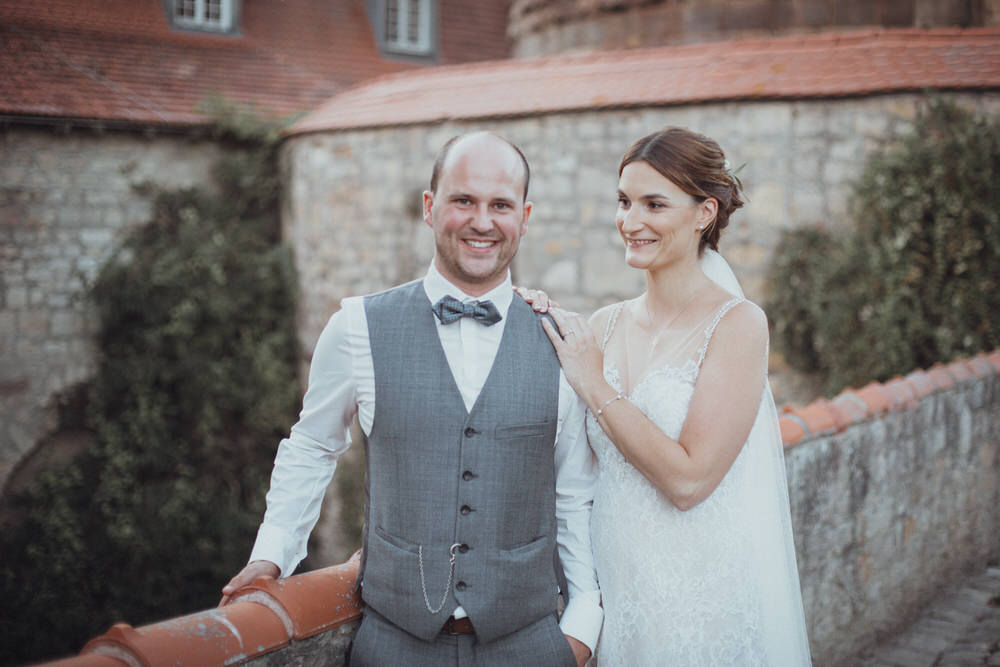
top-left (248, 304), bottom-right (359, 577)
top-left (553, 370), bottom-right (604, 653)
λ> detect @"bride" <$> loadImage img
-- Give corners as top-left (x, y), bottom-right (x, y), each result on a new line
top-left (537, 127), bottom-right (811, 665)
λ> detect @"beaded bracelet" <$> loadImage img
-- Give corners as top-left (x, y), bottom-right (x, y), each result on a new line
top-left (595, 392), bottom-right (625, 418)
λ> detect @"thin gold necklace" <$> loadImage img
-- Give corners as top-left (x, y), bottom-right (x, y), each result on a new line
top-left (645, 286), bottom-right (703, 352)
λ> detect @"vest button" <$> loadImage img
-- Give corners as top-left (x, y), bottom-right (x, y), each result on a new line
top-left (462, 470), bottom-right (475, 481)
top-left (456, 581), bottom-right (467, 592)
top-left (458, 543), bottom-right (469, 553)
top-left (460, 505), bottom-right (472, 515)
top-left (464, 427), bottom-right (478, 437)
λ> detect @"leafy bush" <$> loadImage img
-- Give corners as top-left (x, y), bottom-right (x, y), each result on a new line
top-left (0, 108), bottom-right (300, 664)
top-left (767, 97), bottom-right (1000, 394)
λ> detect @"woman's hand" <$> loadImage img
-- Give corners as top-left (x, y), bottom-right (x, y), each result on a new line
top-left (513, 285), bottom-right (558, 313)
top-left (541, 308), bottom-right (609, 406)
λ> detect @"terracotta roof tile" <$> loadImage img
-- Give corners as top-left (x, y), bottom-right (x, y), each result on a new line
top-left (0, 0), bottom-right (418, 126)
top-left (926, 363), bottom-right (958, 390)
top-left (227, 553), bottom-right (362, 640)
top-left (946, 359), bottom-right (975, 383)
top-left (778, 414), bottom-right (807, 447)
top-left (291, 27), bottom-right (1000, 134)
top-left (34, 655), bottom-right (125, 667)
top-left (779, 347), bottom-right (998, 447)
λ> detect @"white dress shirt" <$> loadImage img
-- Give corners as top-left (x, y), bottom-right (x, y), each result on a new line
top-left (249, 263), bottom-right (603, 650)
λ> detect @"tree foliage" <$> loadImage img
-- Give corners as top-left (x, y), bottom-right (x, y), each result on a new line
top-left (767, 97), bottom-right (1000, 394)
top-left (0, 106), bottom-right (300, 664)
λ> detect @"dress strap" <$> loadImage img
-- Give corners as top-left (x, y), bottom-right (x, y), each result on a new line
top-left (696, 297), bottom-right (746, 368)
top-left (601, 301), bottom-right (626, 351)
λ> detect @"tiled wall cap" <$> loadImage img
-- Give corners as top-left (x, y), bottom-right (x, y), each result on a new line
top-left (831, 391), bottom-right (872, 425)
top-left (779, 413), bottom-right (807, 447)
top-left (83, 603), bottom-right (290, 666)
top-left (904, 369), bottom-right (937, 399)
top-left (790, 401), bottom-right (838, 436)
top-left (926, 364), bottom-right (957, 390)
top-left (854, 382), bottom-right (892, 415)
top-left (230, 558), bottom-right (362, 640)
top-left (946, 359), bottom-right (975, 383)
top-left (38, 654), bottom-right (128, 667)
top-left (883, 377), bottom-right (919, 409)
top-left (987, 350), bottom-right (1000, 372)
top-left (967, 355), bottom-right (995, 378)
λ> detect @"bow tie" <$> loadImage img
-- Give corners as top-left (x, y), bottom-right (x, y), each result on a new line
top-left (432, 295), bottom-right (502, 326)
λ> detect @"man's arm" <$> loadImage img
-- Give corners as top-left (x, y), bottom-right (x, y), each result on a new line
top-left (219, 303), bottom-right (361, 604)
top-left (553, 370), bottom-right (603, 663)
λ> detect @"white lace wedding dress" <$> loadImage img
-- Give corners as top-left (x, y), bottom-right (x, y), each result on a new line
top-left (588, 282), bottom-right (811, 665)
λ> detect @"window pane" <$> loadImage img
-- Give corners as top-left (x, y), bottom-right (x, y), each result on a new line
top-left (176, 0), bottom-right (197, 19)
top-left (206, 0), bottom-right (221, 21)
top-left (385, 0), bottom-right (399, 42)
top-left (407, 0), bottom-right (419, 43)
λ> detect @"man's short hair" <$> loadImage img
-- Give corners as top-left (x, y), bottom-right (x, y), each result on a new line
top-left (429, 132), bottom-right (531, 202)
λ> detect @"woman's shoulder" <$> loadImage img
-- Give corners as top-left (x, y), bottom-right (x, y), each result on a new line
top-left (588, 300), bottom-right (628, 331)
top-left (710, 297), bottom-right (769, 348)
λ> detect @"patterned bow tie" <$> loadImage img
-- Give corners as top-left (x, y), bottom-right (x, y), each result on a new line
top-left (432, 295), bottom-right (502, 326)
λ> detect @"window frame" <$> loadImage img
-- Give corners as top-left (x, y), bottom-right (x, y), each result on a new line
top-left (380, 0), bottom-right (435, 57)
top-left (171, 0), bottom-right (237, 34)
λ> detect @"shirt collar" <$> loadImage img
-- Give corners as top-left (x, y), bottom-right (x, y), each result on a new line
top-left (422, 262), bottom-right (514, 320)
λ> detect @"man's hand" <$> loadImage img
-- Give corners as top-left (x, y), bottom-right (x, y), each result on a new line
top-left (218, 560), bottom-right (280, 607)
top-left (565, 634), bottom-right (591, 667)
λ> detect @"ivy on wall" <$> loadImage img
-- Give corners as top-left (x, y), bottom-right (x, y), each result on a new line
top-left (767, 97), bottom-right (1000, 395)
top-left (0, 104), bottom-right (301, 665)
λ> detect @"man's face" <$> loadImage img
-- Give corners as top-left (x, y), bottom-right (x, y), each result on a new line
top-left (423, 135), bottom-right (531, 297)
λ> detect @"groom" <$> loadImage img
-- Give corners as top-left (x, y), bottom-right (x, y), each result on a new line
top-left (221, 132), bottom-right (601, 666)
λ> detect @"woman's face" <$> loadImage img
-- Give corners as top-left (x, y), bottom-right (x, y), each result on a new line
top-left (615, 160), bottom-right (713, 272)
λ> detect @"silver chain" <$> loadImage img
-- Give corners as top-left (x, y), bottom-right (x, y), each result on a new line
top-left (418, 542), bottom-right (461, 614)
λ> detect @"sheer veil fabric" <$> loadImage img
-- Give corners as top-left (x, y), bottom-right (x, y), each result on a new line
top-left (699, 249), bottom-right (812, 664)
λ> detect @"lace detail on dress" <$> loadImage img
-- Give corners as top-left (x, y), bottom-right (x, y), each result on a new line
top-left (696, 297), bottom-right (744, 368)
top-left (601, 302), bottom-right (626, 351)
top-left (589, 296), bottom-right (767, 666)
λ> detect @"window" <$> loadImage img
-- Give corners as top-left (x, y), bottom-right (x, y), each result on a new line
top-left (383, 0), bottom-right (433, 55)
top-left (173, 0), bottom-right (235, 32)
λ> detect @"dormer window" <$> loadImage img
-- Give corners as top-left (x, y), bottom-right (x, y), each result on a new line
top-left (383, 0), bottom-right (433, 56)
top-left (172, 0), bottom-right (235, 33)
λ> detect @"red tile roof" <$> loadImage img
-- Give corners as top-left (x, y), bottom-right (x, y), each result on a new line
top-left (0, 0), bottom-right (510, 128)
top-left (291, 27), bottom-right (1000, 135)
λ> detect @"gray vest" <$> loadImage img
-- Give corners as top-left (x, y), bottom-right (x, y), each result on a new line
top-left (360, 280), bottom-right (562, 643)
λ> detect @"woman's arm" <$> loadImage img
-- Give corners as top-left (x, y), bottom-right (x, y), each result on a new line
top-left (544, 302), bottom-right (768, 510)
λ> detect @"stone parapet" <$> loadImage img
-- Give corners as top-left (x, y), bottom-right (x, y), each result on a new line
top-left (35, 349), bottom-right (1000, 666)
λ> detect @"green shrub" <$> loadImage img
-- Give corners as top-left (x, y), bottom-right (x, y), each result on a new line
top-left (767, 97), bottom-right (1000, 394)
top-left (0, 107), bottom-right (300, 664)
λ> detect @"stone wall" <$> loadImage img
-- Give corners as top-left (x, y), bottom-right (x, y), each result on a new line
top-left (50, 353), bottom-right (1000, 666)
top-left (283, 90), bottom-right (1000, 565)
top-left (508, 0), bottom-right (1000, 57)
top-left (281, 92), bottom-right (1000, 363)
top-left (786, 362), bottom-right (1000, 664)
top-left (0, 126), bottom-right (225, 490)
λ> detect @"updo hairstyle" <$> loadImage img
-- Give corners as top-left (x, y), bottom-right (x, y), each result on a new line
top-left (619, 127), bottom-right (745, 255)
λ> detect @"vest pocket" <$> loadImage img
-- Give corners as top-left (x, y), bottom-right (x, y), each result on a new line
top-left (373, 524), bottom-right (420, 553)
top-left (494, 422), bottom-right (550, 439)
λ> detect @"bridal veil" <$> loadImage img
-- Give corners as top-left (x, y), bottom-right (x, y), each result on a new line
top-left (700, 249), bottom-right (813, 665)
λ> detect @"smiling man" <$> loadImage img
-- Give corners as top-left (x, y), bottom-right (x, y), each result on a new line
top-left (221, 132), bottom-right (602, 666)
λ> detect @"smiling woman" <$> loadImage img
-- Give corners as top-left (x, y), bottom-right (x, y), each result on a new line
top-left (537, 126), bottom-right (811, 665)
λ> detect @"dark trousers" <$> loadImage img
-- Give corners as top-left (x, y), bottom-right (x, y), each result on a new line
top-left (348, 607), bottom-right (577, 667)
